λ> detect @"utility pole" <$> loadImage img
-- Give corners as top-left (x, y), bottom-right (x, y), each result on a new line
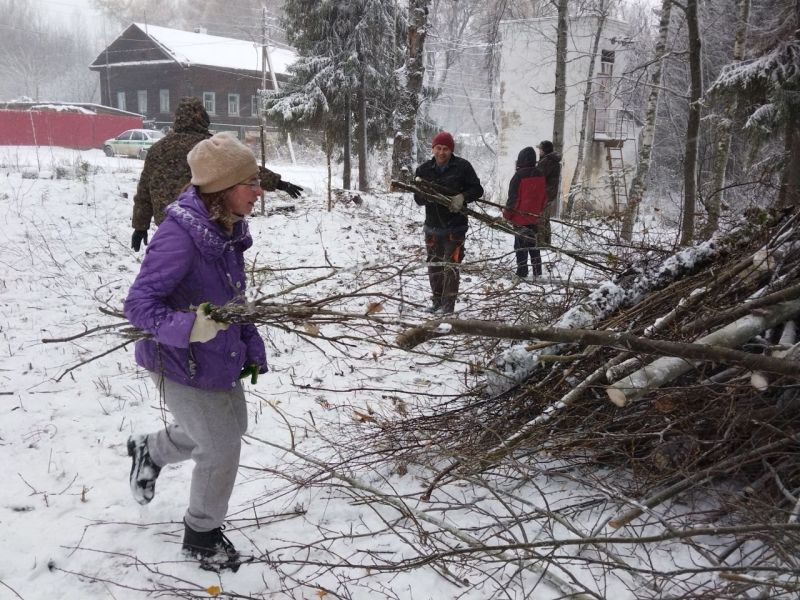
top-left (262, 5), bottom-right (296, 165)
top-left (259, 6), bottom-right (268, 214)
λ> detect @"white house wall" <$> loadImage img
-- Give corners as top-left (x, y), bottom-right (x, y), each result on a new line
top-left (497, 16), bottom-right (632, 214)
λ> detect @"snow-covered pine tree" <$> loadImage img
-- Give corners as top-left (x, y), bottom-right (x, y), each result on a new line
top-left (272, 0), bottom-right (404, 191)
top-left (707, 0), bottom-right (800, 209)
top-left (702, 0), bottom-right (751, 239)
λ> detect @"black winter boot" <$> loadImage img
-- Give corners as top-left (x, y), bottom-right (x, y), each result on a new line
top-left (127, 434), bottom-right (161, 505)
top-left (182, 522), bottom-right (242, 573)
top-left (425, 296), bottom-right (442, 313)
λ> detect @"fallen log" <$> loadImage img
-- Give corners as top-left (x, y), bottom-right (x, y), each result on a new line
top-left (606, 299), bottom-right (800, 407)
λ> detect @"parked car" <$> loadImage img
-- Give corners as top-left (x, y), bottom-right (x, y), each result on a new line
top-left (103, 129), bottom-right (165, 159)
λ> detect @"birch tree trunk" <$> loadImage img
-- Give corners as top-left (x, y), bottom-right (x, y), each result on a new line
top-left (679, 0), bottom-right (702, 246)
top-left (703, 0), bottom-right (750, 239)
top-left (552, 0), bottom-right (569, 155)
top-left (391, 0), bottom-right (430, 183)
top-left (606, 299), bottom-right (800, 406)
top-left (621, 0), bottom-right (673, 242)
top-left (564, 7), bottom-right (607, 218)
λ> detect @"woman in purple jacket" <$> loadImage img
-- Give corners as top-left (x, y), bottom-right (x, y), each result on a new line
top-left (124, 132), bottom-right (268, 572)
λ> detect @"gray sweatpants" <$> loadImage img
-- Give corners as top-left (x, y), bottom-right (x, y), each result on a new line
top-left (146, 375), bottom-right (247, 532)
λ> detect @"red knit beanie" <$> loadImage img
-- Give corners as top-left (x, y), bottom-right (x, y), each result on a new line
top-left (431, 131), bottom-right (455, 151)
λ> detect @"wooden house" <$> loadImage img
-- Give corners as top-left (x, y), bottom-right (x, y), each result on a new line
top-left (90, 23), bottom-right (296, 138)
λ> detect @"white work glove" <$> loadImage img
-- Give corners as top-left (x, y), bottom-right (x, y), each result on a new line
top-left (189, 303), bottom-right (230, 343)
top-left (448, 193), bottom-right (465, 213)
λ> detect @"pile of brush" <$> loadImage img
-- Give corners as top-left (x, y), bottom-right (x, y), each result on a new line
top-left (382, 209), bottom-right (800, 593)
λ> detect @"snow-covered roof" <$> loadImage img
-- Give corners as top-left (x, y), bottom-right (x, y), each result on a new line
top-left (131, 23), bottom-right (295, 76)
top-left (0, 101), bottom-right (141, 117)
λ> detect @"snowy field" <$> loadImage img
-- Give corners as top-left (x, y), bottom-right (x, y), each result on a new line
top-left (0, 145), bottom-right (651, 600)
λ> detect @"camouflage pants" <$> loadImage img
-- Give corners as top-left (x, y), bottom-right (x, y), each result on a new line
top-left (538, 217), bottom-right (552, 246)
top-left (425, 230), bottom-right (466, 312)
top-left (539, 199), bottom-right (556, 246)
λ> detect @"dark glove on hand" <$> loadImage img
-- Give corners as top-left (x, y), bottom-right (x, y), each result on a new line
top-left (131, 229), bottom-right (148, 252)
top-left (239, 363), bottom-right (260, 385)
top-left (277, 180), bottom-right (303, 199)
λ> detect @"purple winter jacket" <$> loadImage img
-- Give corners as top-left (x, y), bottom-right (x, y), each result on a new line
top-left (124, 186), bottom-right (267, 391)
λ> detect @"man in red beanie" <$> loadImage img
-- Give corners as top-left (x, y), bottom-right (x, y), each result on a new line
top-left (413, 131), bottom-right (484, 314)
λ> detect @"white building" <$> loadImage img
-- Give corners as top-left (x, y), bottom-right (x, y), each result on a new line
top-left (496, 16), bottom-right (640, 215)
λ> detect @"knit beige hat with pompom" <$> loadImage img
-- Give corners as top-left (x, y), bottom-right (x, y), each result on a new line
top-left (188, 132), bottom-right (259, 193)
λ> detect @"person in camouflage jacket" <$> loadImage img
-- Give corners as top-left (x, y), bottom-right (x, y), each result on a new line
top-left (131, 97), bottom-right (304, 251)
top-left (535, 140), bottom-right (561, 247)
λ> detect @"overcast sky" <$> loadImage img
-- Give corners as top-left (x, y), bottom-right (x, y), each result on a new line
top-left (34, 0), bottom-right (106, 32)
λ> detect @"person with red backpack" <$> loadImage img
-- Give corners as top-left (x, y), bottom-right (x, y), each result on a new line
top-left (503, 146), bottom-right (547, 278)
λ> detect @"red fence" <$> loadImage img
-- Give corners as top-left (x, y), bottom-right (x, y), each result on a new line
top-left (0, 110), bottom-right (142, 150)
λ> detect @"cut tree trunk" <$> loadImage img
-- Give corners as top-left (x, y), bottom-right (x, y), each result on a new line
top-left (606, 299), bottom-right (800, 406)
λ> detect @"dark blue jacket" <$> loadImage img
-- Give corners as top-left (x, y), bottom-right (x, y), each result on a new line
top-left (413, 155), bottom-right (483, 232)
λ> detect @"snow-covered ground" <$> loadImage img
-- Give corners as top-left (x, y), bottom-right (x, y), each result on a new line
top-left (1, 145), bottom-right (660, 599)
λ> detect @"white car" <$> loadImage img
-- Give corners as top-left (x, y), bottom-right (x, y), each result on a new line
top-left (103, 129), bottom-right (165, 159)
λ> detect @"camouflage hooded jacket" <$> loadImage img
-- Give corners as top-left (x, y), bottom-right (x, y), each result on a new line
top-left (131, 97), bottom-right (282, 230)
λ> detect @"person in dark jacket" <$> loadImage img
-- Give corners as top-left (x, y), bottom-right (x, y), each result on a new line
top-left (503, 147), bottom-right (547, 278)
top-left (130, 96), bottom-right (303, 251)
top-left (414, 131), bottom-right (484, 314)
top-left (535, 140), bottom-right (561, 246)
top-left (125, 132), bottom-right (269, 573)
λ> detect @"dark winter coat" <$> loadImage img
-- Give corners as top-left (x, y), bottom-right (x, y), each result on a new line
top-left (125, 186), bottom-right (267, 391)
top-left (504, 148), bottom-right (547, 225)
top-left (413, 155), bottom-right (484, 232)
top-left (537, 151), bottom-right (562, 218)
top-left (131, 97), bottom-right (283, 230)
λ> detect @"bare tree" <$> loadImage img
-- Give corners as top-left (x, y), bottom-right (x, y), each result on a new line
top-left (678, 0), bottom-right (703, 246)
top-left (702, 0), bottom-right (751, 239)
top-left (90, 0), bottom-right (184, 27)
top-left (621, 0), bottom-right (673, 242)
top-left (552, 0), bottom-right (569, 155)
top-left (564, 3), bottom-right (611, 218)
top-left (0, 0), bottom-right (100, 102)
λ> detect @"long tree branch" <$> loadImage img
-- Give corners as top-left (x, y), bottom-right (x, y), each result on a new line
top-left (245, 434), bottom-right (593, 599)
top-left (396, 308), bottom-right (800, 378)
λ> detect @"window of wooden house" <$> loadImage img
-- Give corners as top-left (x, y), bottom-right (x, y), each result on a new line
top-left (116, 91), bottom-right (126, 111)
top-left (203, 92), bottom-right (216, 115)
top-left (228, 93), bottom-right (240, 116)
top-left (251, 95), bottom-right (258, 117)
top-left (159, 89), bottom-right (170, 113)
top-left (137, 90), bottom-right (147, 114)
